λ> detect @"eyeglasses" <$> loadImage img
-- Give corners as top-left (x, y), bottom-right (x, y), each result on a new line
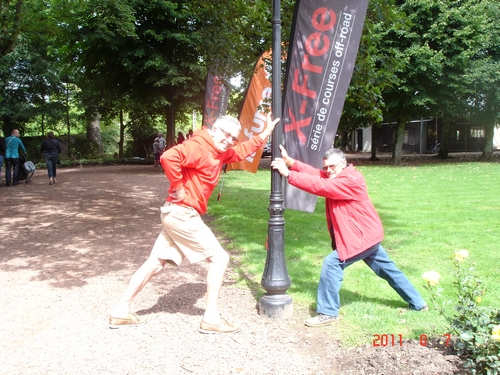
top-left (323, 163), bottom-right (340, 171)
top-left (218, 128), bottom-right (239, 144)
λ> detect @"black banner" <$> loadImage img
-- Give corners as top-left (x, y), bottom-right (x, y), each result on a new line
top-left (202, 71), bottom-right (230, 129)
top-left (282, 0), bottom-right (369, 212)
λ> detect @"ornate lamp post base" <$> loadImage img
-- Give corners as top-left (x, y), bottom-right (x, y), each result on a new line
top-left (259, 294), bottom-right (293, 319)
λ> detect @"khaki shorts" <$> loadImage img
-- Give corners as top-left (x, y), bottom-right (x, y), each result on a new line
top-left (150, 202), bottom-right (224, 266)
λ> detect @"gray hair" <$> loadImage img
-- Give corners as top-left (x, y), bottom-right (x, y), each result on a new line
top-left (323, 148), bottom-right (346, 162)
top-left (213, 115), bottom-right (241, 132)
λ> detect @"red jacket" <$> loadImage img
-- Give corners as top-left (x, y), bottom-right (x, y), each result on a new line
top-left (288, 161), bottom-right (384, 261)
top-left (161, 128), bottom-right (265, 214)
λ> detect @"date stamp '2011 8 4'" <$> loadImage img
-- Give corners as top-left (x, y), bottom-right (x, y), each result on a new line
top-left (373, 334), bottom-right (451, 347)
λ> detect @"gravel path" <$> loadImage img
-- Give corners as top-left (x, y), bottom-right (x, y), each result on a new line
top-left (0, 165), bottom-right (342, 375)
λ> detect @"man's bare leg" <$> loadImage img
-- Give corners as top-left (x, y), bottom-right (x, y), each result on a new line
top-left (111, 256), bottom-right (167, 318)
top-left (199, 249), bottom-right (239, 333)
top-left (202, 249), bottom-right (229, 324)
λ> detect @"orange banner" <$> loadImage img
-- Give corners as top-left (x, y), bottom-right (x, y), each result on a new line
top-left (228, 51), bottom-right (272, 173)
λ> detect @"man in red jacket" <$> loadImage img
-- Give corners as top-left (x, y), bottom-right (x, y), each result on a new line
top-left (110, 114), bottom-right (279, 333)
top-left (271, 146), bottom-right (427, 327)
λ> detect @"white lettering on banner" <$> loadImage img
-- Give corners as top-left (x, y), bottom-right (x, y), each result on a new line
top-left (284, 7), bottom-right (337, 146)
top-left (245, 86), bottom-right (272, 163)
top-left (309, 12), bottom-right (354, 151)
top-left (245, 150), bottom-right (257, 163)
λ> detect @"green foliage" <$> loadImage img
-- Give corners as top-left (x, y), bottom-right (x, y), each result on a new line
top-left (374, 0), bottom-right (496, 162)
top-left (22, 137), bottom-right (44, 162)
top-left (0, 0), bottom-right (23, 56)
top-left (2, 0), bottom-right (498, 164)
top-left (341, 0), bottom-right (407, 131)
top-left (424, 252), bottom-right (500, 374)
top-left (100, 128), bottom-right (120, 156)
top-left (66, 129), bottom-right (120, 159)
top-left (69, 134), bottom-right (100, 159)
top-left (1, 0), bottom-right (277, 151)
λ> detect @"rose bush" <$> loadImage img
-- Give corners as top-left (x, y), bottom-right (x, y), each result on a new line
top-left (422, 270), bottom-right (441, 286)
top-left (423, 250), bottom-right (500, 374)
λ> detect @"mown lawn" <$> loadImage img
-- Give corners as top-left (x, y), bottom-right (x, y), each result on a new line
top-left (207, 161), bottom-right (500, 347)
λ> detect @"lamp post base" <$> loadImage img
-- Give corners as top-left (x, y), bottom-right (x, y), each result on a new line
top-left (258, 294), bottom-right (293, 319)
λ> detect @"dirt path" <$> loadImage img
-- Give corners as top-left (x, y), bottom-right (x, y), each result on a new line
top-left (0, 164), bottom-right (465, 374)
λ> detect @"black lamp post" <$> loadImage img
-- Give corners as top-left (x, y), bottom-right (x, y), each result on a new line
top-left (259, 0), bottom-right (293, 319)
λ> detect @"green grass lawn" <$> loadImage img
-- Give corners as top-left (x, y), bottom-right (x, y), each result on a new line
top-left (207, 161), bottom-right (500, 347)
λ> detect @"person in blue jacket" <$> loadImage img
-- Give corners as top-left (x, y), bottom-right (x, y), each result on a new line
top-left (5, 129), bottom-right (26, 186)
top-left (0, 130), bottom-right (5, 182)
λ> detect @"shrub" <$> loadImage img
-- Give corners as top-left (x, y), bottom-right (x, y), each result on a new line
top-left (423, 251), bottom-right (500, 374)
top-left (69, 134), bottom-right (100, 159)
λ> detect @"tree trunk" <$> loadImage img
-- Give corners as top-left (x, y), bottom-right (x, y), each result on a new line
top-left (390, 115), bottom-right (406, 166)
top-left (65, 85), bottom-right (71, 157)
top-left (87, 111), bottom-right (102, 154)
top-left (340, 130), bottom-right (349, 151)
top-left (437, 117), bottom-right (451, 159)
top-left (370, 125), bottom-right (379, 161)
top-left (166, 104), bottom-right (175, 149)
top-left (0, 0), bottom-right (24, 56)
top-left (118, 109), bottom-right (125, 158)
top-left (2, 114), bottom-right (15, 135)
top-left (479, 121), bottom-right (495, 162)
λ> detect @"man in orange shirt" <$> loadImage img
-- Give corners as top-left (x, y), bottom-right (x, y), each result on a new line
top-left (110, 114), bottom-right (279, 333)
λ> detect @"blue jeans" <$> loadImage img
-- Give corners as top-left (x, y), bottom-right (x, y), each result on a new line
top-left (44, 154), bottom-right (58, 178)
top-left (0, 155), bottom-right (3, 180)
top-left (316, 243), bottom-right (426, 316)
top-left (5, 158), bottom-right (20, 186)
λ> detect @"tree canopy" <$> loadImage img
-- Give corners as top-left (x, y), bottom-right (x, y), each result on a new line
top-left (0, 0), bottom-right (498, 161)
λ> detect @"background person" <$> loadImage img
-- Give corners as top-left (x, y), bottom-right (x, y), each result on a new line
top-left (152, 138), bottom-right (160, 167)
top-left (0, 130), bottom-right (5, 183)
top-left (153, 132), bottom-right (166, 167)
top-left (176, 131), bottom-right (185, 145)
top-left (40, 131), bottom-right (63, 185)
top-left (4, 129), bottom-right (26, 187)
top-left (271, 146), bottom-right (427, 327)
top-left (109, 114), bottom-right (279, 334)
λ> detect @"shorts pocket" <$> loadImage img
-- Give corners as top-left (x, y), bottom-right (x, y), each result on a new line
top-left (161, 204), bottom-right (196, 222)
top-left (160, 204), bottom-right (173, 214)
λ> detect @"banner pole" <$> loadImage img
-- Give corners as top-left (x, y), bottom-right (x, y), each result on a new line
top-left (259, 0), bottom-right (293, 319)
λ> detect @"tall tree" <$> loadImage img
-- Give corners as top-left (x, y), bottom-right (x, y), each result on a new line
top-left (380, 0), bottom-right (485, 164)
top-left (339, 0), bottom-right (406, 159)
top-left (64, 0), bottom-right (137, 150)
top-left (63, 0), bottom-right (279, 155)
top-left (0, 0), bottom-right (76, 136)
top-left (465, 0), bottom-right (500, 161)
top-left (419, 0), bottom-right (485, 159)
top-left (378, 0), bottom-right (435, 165)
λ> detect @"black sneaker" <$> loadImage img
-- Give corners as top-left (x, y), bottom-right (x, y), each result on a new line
top-left (417, 304), bottom-right (429, 311)
top-left (408, 303), bottom-right (428, 311)
top-left (304, 314), bottom-right (338, 327)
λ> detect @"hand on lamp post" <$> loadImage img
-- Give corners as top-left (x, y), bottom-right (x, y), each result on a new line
top-left (259, 113), bottom-right (281, 141)
top-left (277, 145), bottom-right (295, 168)
top-left (271, 158), bottom-right (290, 178)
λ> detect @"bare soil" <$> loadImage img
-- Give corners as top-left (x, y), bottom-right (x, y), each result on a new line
top-left (2, 152), bottom-right (492, 374)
